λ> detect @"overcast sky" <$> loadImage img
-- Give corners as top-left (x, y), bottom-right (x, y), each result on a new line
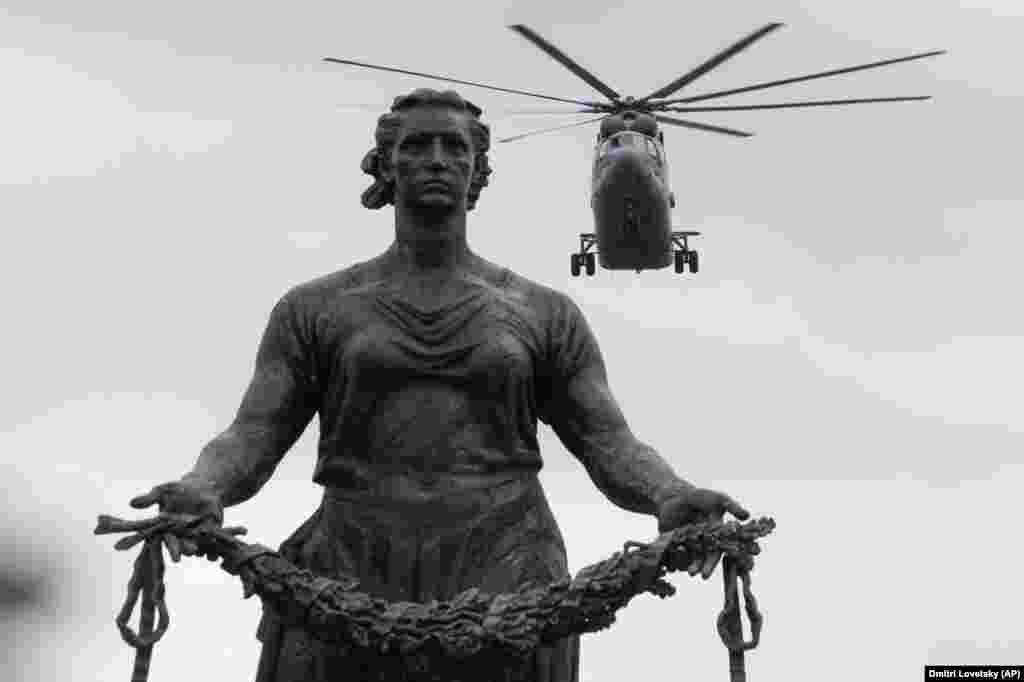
top-left (2, 1), bottom-right (1021, 680)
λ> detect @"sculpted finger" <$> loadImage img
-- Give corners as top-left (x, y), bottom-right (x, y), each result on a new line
top-left (725, 497), bottom-right (750, 520)
top-left (163, 534), bottom-right (183, 563)
top-left (113, 519), bottom-right (171, 550)
top-left (114, 532), bottom-right (146, 551)
top-left (165, 513), bottom-right (202, 530)
top-left (95, 515), bottom-right (163, 535)
top-left (129, 489), bottom-right (161, 509)
top-left (125, 516), bottom-right (166, 532)
top-left (701, 551), bottom-right (722, 580)
top-left (687, 557), bottom-right (702, 576)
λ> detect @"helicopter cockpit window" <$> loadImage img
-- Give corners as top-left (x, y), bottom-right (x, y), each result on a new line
top-left (600, 132), bottom-right (646, 155)
top-left (598, 132), bottom-right (661, 160)
top-left (617, 132), bottom-right (644, 147)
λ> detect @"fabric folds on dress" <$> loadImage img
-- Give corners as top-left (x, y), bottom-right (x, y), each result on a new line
top-left (254, 477), bottom-right (579, 682)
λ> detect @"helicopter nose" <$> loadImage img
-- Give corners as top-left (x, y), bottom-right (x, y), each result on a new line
top-left (593, 145), bottom-right (664, 216)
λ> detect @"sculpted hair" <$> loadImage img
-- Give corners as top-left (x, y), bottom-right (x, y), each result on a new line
top-left (360, 88), bottom-right (493, 211)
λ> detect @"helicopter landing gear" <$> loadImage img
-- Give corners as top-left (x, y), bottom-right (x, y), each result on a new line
top-left (571, 252), bottom-right (596, 276)
top-left (673, 249), bottom-right (701, 273)
top-left (571, 233), bottom-right (598, 277)
top-left (671, 230), bottom-right (702, 275)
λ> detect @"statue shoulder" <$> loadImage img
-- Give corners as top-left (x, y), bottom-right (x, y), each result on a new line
top-left (280, 260), bottom-right (377, 308)
top-left (288, 258), bottom-right (376, 296)
top-left (496, 268), bottom-right (585, 324)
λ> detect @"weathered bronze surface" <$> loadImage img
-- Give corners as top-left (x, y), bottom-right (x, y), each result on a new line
top-left (125, 89), bottom-right (751, 681)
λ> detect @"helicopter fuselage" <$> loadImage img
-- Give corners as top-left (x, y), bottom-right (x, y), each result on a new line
top-left (589, 116), bottom-right (675, 271)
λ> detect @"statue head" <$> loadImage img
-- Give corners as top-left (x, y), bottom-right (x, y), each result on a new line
top-left (360, 89), bottom-right (492, 212)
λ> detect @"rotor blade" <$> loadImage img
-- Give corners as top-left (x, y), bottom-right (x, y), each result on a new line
top-left (659, 50), bottom-right (946, 105)
top-left (654, 115), bottom-right (754, 138)
top-left (664, 95), bottom-right (932, 113)
top-left (322, 57), bottom-right (605, 108)
top-left (497, 116), bottom-right (609, 143)
top-left (508, 24), bottom-right (621, 102)
top-left (493, 107), bottom-right (602, 116)
top-left (640, 23), bottom-right (784, 102)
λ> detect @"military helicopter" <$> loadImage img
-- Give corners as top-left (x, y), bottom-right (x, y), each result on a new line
top-left (325, 24), bottom-right (944, 276)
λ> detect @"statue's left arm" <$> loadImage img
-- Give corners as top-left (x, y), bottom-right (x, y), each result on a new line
top-left (541, 295), bottom-right (692, 516)
top-left (547, 358), bottom-right (693, 516)
top-left (540, 293), bottom-right (747, 536)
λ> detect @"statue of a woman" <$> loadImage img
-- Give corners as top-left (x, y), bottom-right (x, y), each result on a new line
top-left (129, 89), bottom-right (749, 681)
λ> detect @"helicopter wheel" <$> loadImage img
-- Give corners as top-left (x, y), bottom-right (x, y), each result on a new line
top-left (570, 254), bottom-right (581, 277)
top-left (689, 250), bottom-right (699, 274)
top-left (585, 253), bottom-right (596, 276)
top-left (674, 250), bottom-right (686, 273)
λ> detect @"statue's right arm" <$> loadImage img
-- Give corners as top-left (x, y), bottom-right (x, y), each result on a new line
top-left (180, 295), bottom-right (319, 507)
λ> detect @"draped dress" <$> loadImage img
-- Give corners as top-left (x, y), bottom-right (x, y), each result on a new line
top-left (251, 255), bottom-right (600, 681)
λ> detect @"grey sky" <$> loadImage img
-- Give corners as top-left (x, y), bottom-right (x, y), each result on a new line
top-left (2, 1), bottom-right (1021, 680)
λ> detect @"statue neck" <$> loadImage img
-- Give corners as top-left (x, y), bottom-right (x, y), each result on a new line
top-left (391, 207), bottom-right (472, 273)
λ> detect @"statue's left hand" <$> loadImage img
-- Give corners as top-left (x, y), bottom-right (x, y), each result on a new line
top-left (656, 487), bottom-right (749, 579)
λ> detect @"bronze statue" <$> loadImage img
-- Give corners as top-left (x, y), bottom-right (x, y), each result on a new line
top-left (128, 89), bottom-right (750, 681)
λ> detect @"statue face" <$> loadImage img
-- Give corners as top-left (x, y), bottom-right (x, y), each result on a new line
top-left (385, 105), bottom-right (476, 214)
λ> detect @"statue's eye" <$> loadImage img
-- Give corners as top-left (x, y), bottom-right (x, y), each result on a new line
top-left (399, 135), bottom-right (430, 151)
top-left (444, 135), bottom-right (469, 152)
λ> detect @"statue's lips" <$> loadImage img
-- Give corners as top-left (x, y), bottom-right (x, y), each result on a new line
top-left (419, 179), bottom-right (454, 193)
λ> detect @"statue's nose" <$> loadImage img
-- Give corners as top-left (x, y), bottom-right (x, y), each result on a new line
top-left (427, 140), bottom-right (446, 165)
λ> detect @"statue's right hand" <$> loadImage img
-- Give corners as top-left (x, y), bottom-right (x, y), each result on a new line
top-left (128, 480), bottom-right (225, 561)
